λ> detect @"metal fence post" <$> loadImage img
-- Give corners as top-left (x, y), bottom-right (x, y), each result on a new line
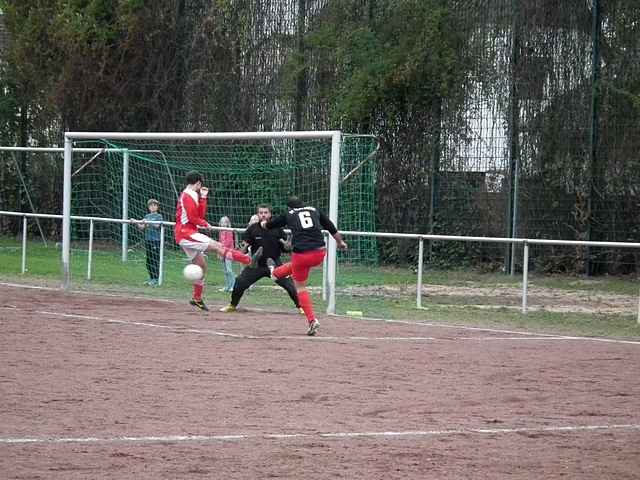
top-left (522, 240), bottom-right (529, 314)
top-left (62, 137), bottom-right (73, 288)
top-left (417, 237), bottom-right (424, 309)
top-left (322, 232), bottom-right (328, 302)
top-left (21, 216), bottom-right (27, 274)
top-left (121, 149), bottom-right (130, 262)
top-left (586, 0), bottom-right (602, 276)
top-left (87, 219), bottom-right (94, 280)
top-left (326, 132), bottom-right (341, 314)
top-left (507, 0), bottom-right (521, 276)
top-left (159, 224), bottom-right (165, 286)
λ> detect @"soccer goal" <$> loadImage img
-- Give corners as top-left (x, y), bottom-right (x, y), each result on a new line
top-left (62, 131), bottom-right (378, 313)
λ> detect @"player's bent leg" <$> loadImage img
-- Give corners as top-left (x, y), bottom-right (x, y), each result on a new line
top-left (191, 253), bottom-right (208, 273)
top-left (268, 259), bottom-right (292, 280)
top-left (209, 241), bottom-right (262, 267)
top-left (179, 241), bottom-right (210, 311)
top-left (291, 261), bottom-right (320, 335)
top-left (266, 258), bottom-right (276, 279)
top-left (306, 318), bottom-right (320, 336)
top-left (219, 304), bottom-right (236, 313)
top-left (248, 246), bottom-right (263, 267)
top-left (189, 254), bottom-right (209, 311)
top-left (295, 285), bottom-right (315, 322)
top-left (294, 281), bottom-right (318, 335)
top-left (220, 266), bottom-right (263, 312)
top-left (275, 276), bottom-right (302, 312)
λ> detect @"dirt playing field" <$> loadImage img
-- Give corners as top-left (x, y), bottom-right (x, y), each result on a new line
top-left (1, 282), bottom-right (639, 479)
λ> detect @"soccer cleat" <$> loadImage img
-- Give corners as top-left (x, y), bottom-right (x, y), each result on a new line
top-left (219, 304), bottom-right (237, 313)
top-left (306, 319), bottom-right (320, 336)
top-left (297, 307), bottom-right (305, 315)
top-left (266, 258), bottom-right (277, 280)
top-left (249, 246), bottom-right (263, 268)
top-left (190, 298), bottom-right (209, 311)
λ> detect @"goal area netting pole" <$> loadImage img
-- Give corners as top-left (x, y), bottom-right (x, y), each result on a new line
top-left (62, 131), bottom-right (366, 314)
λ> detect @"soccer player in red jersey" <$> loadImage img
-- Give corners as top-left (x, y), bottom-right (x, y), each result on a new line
top-left (262, 196), bottom-right (347, 336)
top-left (175, 171), bottom-right (261, 311)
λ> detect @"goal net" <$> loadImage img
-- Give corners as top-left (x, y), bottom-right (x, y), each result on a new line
top-left (62, 132), bottom-right (378, 310)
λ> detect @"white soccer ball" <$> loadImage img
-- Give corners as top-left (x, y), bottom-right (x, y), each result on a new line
top-left (183, 264), bottom-right (204, 283)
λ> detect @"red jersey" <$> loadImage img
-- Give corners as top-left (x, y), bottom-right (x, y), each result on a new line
top-left (175, 188), bottom-right (210, 243)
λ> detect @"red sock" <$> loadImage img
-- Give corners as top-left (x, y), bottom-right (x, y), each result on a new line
top-left (225, 248), bottom-right (251, 265)
top-left (193, 281), bottom-right (204, 301)
top-left (297, 290), bottom-right (314, 322)
top-left (273, 262), bottom-right (292, 279)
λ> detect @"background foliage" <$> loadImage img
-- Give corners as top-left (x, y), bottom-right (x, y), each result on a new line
top-left (0, 0), bottom-right (638, 273)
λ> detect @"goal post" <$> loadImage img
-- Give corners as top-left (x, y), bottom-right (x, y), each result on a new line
top-left (62, 131), bottom-right (376, 314)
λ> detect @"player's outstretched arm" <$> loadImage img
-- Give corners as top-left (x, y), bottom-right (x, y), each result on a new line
top-left (184, 191), bottom-right (211, 229)
top-left (279, 238), bottom-right (293, 252)
top-left (263, 214), bottom-right (286, 230)
top-left (318, 211), bottom-right (346, 250)
top-left (333, 232), bottom-right (348, 250)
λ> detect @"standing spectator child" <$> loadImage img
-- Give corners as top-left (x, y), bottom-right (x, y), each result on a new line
top-left (134, 198), bottom-right (163, 286)
top-left (218, 216), bottom-right (236, 292)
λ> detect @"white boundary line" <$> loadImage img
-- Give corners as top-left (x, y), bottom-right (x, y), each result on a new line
top-left (2, 423), bottom-right (639, 445)
top-left (37, 310), bottom-right (258, 339)
top-left (341, 314), bottom-right (562, 337)
top-left (339, 314), bottom-right (640, 345)
top-left (2, 282), bottom-right (639, 345)
top-left (3, 306), bottom-right (639, 344)
top-left (0, 281), bottom-right (176, 303)
top-left (5, 308), bottom-right (436, 342)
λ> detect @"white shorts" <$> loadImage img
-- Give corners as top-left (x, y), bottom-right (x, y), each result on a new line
top-left (179, 233), bottom-right (212, 260)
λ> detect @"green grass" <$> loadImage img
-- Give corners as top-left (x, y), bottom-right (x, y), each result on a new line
top-left (1, 236), bottom-right (638, 339)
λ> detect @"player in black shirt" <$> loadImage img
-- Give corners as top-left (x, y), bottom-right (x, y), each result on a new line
top-left (219, 205), bottom-right (301, 313)
top-left (262, 196), bottom-right (348, 336)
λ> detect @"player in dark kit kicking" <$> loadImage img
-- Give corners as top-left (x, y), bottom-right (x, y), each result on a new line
top-left (262, 196), bottom-right (348, 336)
top-left (219, 204), bottom-right (302, 313)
